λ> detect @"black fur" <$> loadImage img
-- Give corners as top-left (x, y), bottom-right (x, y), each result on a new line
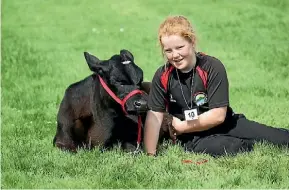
top-left (53, 50), bottom-right (173, 153)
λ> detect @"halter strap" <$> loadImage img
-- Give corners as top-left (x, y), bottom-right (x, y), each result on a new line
top-left (98, 75), bottom-right (144, 153)
top-left (98, 75), bottom-right (143, 115)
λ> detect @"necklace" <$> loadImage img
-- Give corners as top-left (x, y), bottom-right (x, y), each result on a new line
top-left (176, 68), bottom-right (195, 109)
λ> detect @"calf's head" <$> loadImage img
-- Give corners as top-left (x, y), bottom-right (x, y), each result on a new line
top-left (84, 49), bottom-right (148, 115)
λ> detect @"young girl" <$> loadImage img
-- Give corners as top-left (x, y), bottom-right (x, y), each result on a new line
top-left (144, 15), bottom-right (289, 157)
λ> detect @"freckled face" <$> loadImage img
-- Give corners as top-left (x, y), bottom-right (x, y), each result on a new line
top-left (161, 35), bottom-right (195, 72)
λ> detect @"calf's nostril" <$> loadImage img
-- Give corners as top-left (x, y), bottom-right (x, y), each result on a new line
top-left (134, 101), bottom-right (142, 107)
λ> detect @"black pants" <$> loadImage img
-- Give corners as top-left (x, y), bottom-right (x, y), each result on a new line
top-left (178, 114), bottom-right (289, 157)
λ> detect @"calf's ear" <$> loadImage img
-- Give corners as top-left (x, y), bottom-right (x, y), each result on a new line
top-left (84, 52), bottom-right (107, 74)
top-left (140, 81), bottom-right (152, 94)
top-left (120, 49), bottom-right (134, 62)
top-left (120, 49), bottom-right (143, 85)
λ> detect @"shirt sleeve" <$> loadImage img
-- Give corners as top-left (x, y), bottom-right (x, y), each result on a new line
top-left (207, 57), bottom-right (230, 109)
top-left (148, 67), bottom-right (168, 112)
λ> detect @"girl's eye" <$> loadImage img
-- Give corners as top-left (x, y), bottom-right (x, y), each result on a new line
top-left (176, 46), bottom-right (184, 49)
top-left (164, 49), bottom-right (172, 53)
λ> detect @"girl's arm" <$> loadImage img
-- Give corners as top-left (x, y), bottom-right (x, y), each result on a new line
top-left (173, 106), bottom-right (227, 134)
top-left (144, 110), bottom-right (164, 155)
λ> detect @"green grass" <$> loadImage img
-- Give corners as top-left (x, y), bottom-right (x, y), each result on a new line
top-left (2, 0), bottom-right (289, 188)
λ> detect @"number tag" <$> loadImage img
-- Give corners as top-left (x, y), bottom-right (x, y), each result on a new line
top-left (184, 108), bottom-right (198, 121)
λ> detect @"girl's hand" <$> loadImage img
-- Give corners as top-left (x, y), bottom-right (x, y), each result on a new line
top-left (172, 116), bottom-right (186, 135)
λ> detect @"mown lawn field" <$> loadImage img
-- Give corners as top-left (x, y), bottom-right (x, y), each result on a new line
top-left (1, 0), bottom-right (289, 188)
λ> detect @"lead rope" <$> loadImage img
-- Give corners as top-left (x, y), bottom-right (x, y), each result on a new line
top-left (133, 116), bottom-right (142, 154)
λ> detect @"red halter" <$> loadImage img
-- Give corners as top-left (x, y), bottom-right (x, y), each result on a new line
top-left (98, 75), bottom-right (143, 151)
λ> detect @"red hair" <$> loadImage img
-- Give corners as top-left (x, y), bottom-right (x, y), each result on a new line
top-left (158, 15), bottom-right (197, 50)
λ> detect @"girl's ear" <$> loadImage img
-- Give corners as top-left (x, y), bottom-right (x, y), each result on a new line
top-left (191, 36), bottom-right (197, 49)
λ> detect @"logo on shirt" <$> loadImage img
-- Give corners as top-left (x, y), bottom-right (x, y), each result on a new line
top-left (169, 94), bottom-right (176, 102)
top-left (194, 92), bottom-right (208, 106)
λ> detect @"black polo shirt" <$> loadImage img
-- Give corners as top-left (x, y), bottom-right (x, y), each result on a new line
top-left (148, 52), bottom-right (234, 121)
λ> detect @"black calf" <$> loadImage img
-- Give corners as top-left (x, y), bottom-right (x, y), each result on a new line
top-left (53, 50), bottom-right (151, 152)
